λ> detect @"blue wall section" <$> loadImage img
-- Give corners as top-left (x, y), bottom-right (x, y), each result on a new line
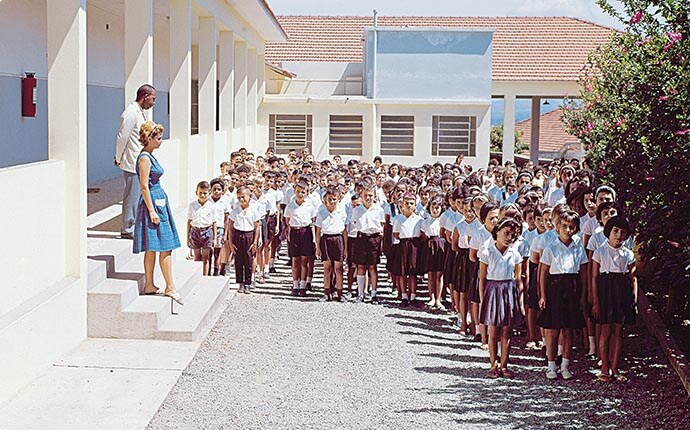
top-left (87, 85), bottom-right (124, 184)
top-left (86, 87), bottom-right (169, 185)
top-left (366, 29), bottom-right (493, 101)
top-left (0, 76), bottom-right (48, 168)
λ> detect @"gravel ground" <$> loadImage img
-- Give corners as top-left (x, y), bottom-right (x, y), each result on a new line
top-left (148, 256), bottom-right (690, 430)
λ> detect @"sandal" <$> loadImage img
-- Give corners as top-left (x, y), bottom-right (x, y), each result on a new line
top-left (500, 368), bottom-right (514, 378)
top-left (165, 291), bottom-right (185, 306)
top-left (612, 373), bottom-right (628, 383)
top-left (144, 287), bottom-right (164, 296)
top-left (596, 372), bottom-right (611, 382)
top-left (486, 367), bottom-right (500, 379)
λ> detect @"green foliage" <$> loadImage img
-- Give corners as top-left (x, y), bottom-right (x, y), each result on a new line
top-left (562, 0), bottom-right (690, 287)
top-left (490, 124), bottom-right (528, 154)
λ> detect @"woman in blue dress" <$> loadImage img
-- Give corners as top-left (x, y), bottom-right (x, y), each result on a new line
top-left (133, 121), bottom-right (183, 305)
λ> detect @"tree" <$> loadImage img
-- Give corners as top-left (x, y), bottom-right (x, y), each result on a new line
top-left (561, 0), bottom-right (690, 319)
top-left (489, 124), bottom-right (528, 154)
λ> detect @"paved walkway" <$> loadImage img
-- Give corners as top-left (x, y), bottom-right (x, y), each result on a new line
top-left (148, 257), bottom-right (690, 430)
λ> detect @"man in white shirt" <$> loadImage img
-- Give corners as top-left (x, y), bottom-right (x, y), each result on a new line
top-left (115, 84), bottom-right (157, 239)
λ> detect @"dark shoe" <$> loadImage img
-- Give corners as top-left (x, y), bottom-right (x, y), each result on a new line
top-left (370, 295), bottom-right (381, 304)
top-left (305, 282), bottom-right (312, 291)
top-left (213, 268), bottom-right (220, 276)
top-left (269, 267), bottom-right (277, 274)
top-left (400, 299), bottom-right (409, 307)
top-left (120, 232), bottom-right (134, 240)
top-left (291, 288), bottom-right (299, 296)
top-left (298, 289), bottom-right (307, 297)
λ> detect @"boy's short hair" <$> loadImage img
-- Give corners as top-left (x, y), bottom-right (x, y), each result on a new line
top-left (323, 187), bottom-right (339, 199)
top-left (196, 181), bottom-right (210, 190)
top-left (295, 180), bottom-right (309, 191)
top-left (603, 215), bottom-right (631, 239)
top-left (210, 178), bottom-right (224, 190)
top-left (220, 161), bottom-right (230, 168)
top-left (236, 165), bottom-right (250, 174)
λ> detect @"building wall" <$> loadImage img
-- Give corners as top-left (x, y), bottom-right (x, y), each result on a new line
top-left (259, 99), bottom-right (491, 167)
top-left (364, 29), bottom-right (493, 101)
top-left (275, 62), bottom-right (363, 96)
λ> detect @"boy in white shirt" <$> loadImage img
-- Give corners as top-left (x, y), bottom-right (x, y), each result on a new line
top-left (315, 187), bottom-right (348, 301)
top-left (187, 181), bottom-right (218, 277)
top-left (351, 185), bottom-right (386, 302)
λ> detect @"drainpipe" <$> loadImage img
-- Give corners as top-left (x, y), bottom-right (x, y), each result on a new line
top-left (371, 9), bottom-right (378, 99)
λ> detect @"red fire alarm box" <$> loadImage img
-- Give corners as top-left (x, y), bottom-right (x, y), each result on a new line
top-left (22, 72), bottom-right (37, 117)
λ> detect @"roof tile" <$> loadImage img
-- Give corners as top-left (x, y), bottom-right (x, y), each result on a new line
top-left (265, 16), bottom-right (615, 81)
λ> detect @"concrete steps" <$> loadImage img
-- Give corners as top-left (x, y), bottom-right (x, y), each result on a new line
top-left (87, 236), bottom-right (230, 341)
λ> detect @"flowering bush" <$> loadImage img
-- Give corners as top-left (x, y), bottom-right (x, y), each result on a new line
top-left (562, 0), bottom-right (690, 312)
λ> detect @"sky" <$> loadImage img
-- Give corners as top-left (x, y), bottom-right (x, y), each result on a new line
top-left (267, 0), bottom-right (625, 30)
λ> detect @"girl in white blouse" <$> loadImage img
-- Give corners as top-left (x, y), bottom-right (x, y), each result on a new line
top-left (591, 215), bottom-right (637, 383)
top-left (478, 217), bottom-right (524, 378)
top-left (420, 195), bottom-right (445, 309)
top-left (537, 210), bottom-right (588, 381)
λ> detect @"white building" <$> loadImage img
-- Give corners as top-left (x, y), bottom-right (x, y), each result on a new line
top-left (0, 5), bottom-right (613, 406)
top-left (0, 0), bottom-right (286, 405)
top-left (263, 15), bottom-right (614, 168)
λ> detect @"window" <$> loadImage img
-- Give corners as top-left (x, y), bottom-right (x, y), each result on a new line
top-left (329, 115), bottom-right (363, 156)
top-left (269, 114), bottom-right (312, 154)
top-left (432, 116), bottom-right (477, 157)
top-left (380, 115), bottom-right (414, 156)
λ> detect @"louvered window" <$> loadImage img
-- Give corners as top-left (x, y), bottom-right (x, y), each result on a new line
top-left (432, 116), bottom-right (477, 157)
top-left (269, 114), bottom-right (312, 154)
top-left (380, 115), bottom-right (414, 156)
top-left (329, 115), bottom-right (363, 156)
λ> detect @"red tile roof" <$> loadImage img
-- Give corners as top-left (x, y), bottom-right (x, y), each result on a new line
top-left (515, 108), bottom-right (580, 154)
top-left (265, 16), bottom-right (615, 81)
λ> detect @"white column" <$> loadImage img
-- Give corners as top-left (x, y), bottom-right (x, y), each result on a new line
top-left (169, 0), bottom-right (192, 202)
top-left (218, 31), bottom-right (234, 154)
top-left (234, 40), bottom-right (247, 150)
top-left (247, 48), bottom-right (258, 154)
top-left (198, 17), bottom-right (216, 137)
top-left (368, 103), bottom-right (379, 161)
top-left (47, 0), bottom-right (87, 279)
top-left (124, 0), bottom-right (153, 119)
top-left (530, 97), bottom-right (541, 164)
top-left (198, 17), bottom-right (217, 176)
top-left (502, 93), bottom-right (516, 164)
top-left (257, 53), bottom-right (265, 102)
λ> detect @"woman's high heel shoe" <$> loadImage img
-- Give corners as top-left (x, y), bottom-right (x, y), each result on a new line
top-left (165, 291), bottom-right (184, 306)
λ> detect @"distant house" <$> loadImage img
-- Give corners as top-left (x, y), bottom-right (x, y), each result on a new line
top-left (515, 108), bottom-right (583, 160)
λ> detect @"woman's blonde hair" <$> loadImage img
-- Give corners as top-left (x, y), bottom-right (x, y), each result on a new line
top-left (139, 121), bottom-right (164, 145)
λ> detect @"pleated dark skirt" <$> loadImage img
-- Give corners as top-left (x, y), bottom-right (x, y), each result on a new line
top-left (454, 247), bottom-right (471, 293)
top-left (479, 279), bottom-right (524, 327)
top-left (421, 236), bottom-right (445, 273)
top-left (526, 261), bottom-right (540, 310)
top-left (288, 227), bottom-right (315, 258)
top-left (389, 238), bottom-right (420, 276)
top-left (537, 274), bottom-right (586, 329)
top-left (596, 273), bottom-right (636, 325)
top-left (467, 259), bottom-right (481, 303)
top-left (443, 242), bottom-right (457, 287)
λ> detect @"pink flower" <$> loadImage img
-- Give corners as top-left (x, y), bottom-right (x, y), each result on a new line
top-left (674, 129), bottom-right (690, 136)
top-left (645, 176), bottom-right (655, 181)
top-left (659, 95), bottom-right (669, 101)
top-left (614, 119), bottom-right (625, 127)
top-left (667, 32), bottom-right (683, 42)
top-left (630, 11), bottom-right (643, 24)
top-left (667, 240), bottom-right (680, 248)
top-left (583, 122), bottom-right (595, 135)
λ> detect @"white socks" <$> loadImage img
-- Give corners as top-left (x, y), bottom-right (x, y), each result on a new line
top-left (548, 360), bottom-right (557, 371)
top-left (298, 280), bottom-right (306, 290)
top-left (357, 275), bottom-right (365, 297)
top-left (588, 336), bottom-right (596, 354)
top-left (293, 280), bottom-right (299, 289)
top-left (561, 358), bottom-right (570, 370)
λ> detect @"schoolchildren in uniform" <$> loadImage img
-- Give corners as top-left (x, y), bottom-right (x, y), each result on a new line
top-left (315, 187), bottom-right (348, 302)
top-left (345, 193), bottom-right (362, 299)
top-left (392, 192), bottom-right (424, 306)
top-left (591, 215), bottom-right (637, 382)
top-left (351, 185), bottom-right (386, 303)
top-left (452, 197), bottom-right (476, 336)
top-left (209, 178), bottom-right (231, 276)
top-left (421, 195), bottom-right (445, 309)
top-left (525, 206), bottom-right (548, 350)
top-left (187, 181), bottom-right (217, 277)
top-left (285, 180), bottom-right (317, 296)
top-left (440, 188), bottom-right (464, 310)
top-left (537, 210), bottom-right (588, 381)
top-left (479, 217), bottom-right (524, 378)
top-left (228, 186), bottom-right (261, 293)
